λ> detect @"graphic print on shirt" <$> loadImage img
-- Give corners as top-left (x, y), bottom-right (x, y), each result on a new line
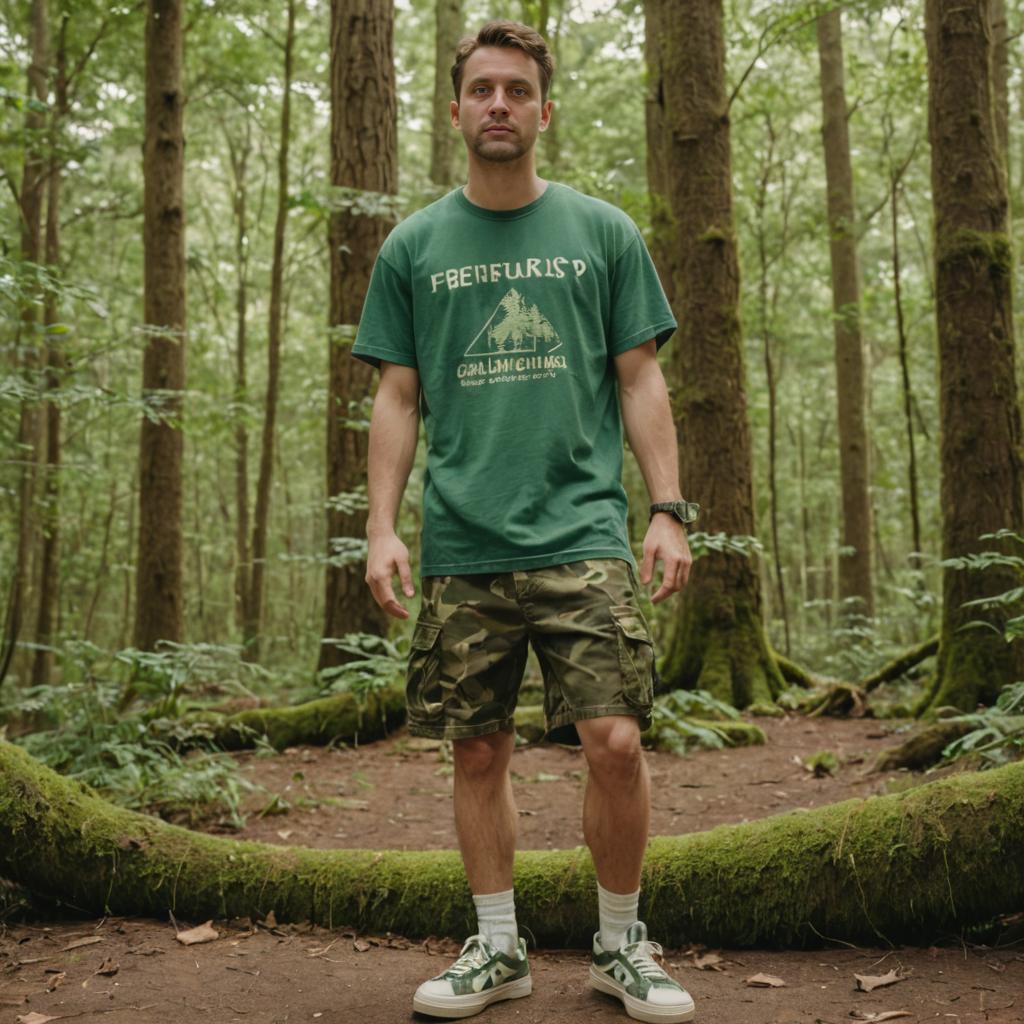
top-left (458, 288), bottom-right (568, 388)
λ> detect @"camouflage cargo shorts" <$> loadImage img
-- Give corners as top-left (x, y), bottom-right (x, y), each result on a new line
top-left (404, 557), bottom-right (657, 740)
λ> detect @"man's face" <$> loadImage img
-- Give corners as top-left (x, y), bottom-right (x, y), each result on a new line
top-left (451, 46), bottom-right (552, 164)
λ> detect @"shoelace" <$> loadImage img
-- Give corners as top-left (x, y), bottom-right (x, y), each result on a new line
top-left (625, 939), bottom-right (670, 981)
top-left (445, 936), bottom-right (491, 976)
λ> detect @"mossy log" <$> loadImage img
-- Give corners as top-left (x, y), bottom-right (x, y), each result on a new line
top-left (180, 686), bottom-right (406, 751)
top-left (873, 720), bottom-right (976, 771)
top-left (771, 649), bottom-right (820, 689)
top-left (513, 705), bottom-right (765, 748)
top-left (802, 682), bottom-right (871, 718)
top-left (3, 740), bottom-right (1024, 947)
top-left (861, 636), bottom-right (939, 693)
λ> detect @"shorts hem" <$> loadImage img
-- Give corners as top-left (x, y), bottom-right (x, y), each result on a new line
top-left (545, 705), bottom-right (653, 733)
top-left (406, 716), bottom-right (516, 740)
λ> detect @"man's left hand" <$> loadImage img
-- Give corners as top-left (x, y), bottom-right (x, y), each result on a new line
top-left (639, 515), bottom-right (693, 604)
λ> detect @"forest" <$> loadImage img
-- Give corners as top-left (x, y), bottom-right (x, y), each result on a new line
top-left (2, 0), bottom-right (1024, 1021)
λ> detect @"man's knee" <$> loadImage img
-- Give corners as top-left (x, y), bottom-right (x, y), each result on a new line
top-left (579, 716), bottom-right (644, 780)
top-left (453, 729), bottom-right (514, 782)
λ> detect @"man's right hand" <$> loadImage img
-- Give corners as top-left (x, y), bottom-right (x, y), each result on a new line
top-left (366, 533), bottom-right (416, 619)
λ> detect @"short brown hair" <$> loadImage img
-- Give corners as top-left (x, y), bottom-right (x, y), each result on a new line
top-left (451, 20), bottom-right (555, 103)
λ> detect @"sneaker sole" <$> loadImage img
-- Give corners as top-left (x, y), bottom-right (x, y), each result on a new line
top-left (412, 975), bottom-right (533, 1019)
top-left (589, 965), bottom-right (696, 1023)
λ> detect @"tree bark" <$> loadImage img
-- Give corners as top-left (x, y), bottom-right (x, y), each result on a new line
top-left (816, 8), bottom-right (874, 619)
top-left (430, 0), bottom-right (461, 187)
top-left (645, 0), bottom-right (783, 707)
top-left (32, 11), bottom-right (69, 688)
top-left (922, 0), bottom-right (1024, 712)
top-left (135, 0), bottom-right (187, 651)
top-left (2, 741), bottom-right (1023, 948)
top-left (320, 0), bottom-right (396, 672)
top-left (246, 0), bottom-right (296, 661)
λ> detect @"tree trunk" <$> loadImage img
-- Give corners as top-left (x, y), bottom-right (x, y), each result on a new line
top-left (990, 0), bottom-right (1008, 176)
top-left (0, 0), bottom-right (48, 689)
top-left (247, 0), bottom-right (296, 661)
top-left (645, 0), bottom-right (783, 707)
top-left (922, 0), bottom-right (1024, 712)
top-left (429, 0), bottom-right (461, 187)
top-left (320, 0), bottom-right (396, 673)
top-left (2, 741), bottom-right (1022, 948)
top-left (816, 8), bottom-right (874, 620)
top-left (226, 121), bottom-right (252, 636)
top-left (135, 0), bottom-right (187, 651)
top-left (32, 12), bottom-right (68, 688)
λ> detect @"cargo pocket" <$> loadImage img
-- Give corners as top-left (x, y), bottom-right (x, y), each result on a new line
top-left (610, 604), bottom-right (655, 710)
top-left (406, 620), bottom-right (443, 720)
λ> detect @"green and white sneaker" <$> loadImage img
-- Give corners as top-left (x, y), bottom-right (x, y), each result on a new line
top-left (590, 921), bottom-right (696, 1023)
top-left (412, 933), bottom-right (532, 1018)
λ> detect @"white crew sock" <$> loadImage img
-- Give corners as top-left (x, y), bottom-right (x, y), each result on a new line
top-left (598, 881), bottom-right (640, 951)
top-left (472, 888), bottom-right (518, 957)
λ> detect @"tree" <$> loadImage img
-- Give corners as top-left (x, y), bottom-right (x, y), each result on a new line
top-left (430, 0), bottom-right (461, 187)
top-left (646, 0), bottom-right (784, 707)
top-left (816, 7), bottom-right (874, 619)
top-left (134, 0), bottom-right (187, 651)
top-left (921, 0), bottom-right (1024, 712)
top-left (246, 0), bottom-right (297, 660)
top-left (320, 0), bottom-right (397, 672)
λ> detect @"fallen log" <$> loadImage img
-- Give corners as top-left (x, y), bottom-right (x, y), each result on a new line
top-left (2, 740), bottom-right (1022, 948)
top-left (771, 650), bottom-right (820, 689)
top-left (874, 716), bottom-right (1024, 772)
top-left (861, 636), bottom-right (939, 693)
top-left (179, 686), bottom-right (406, 751)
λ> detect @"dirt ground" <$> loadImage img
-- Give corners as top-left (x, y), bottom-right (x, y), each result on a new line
top-left (3, 716), bottom-right (1023, 1023)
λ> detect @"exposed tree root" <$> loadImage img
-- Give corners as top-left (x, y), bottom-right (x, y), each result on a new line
top-left (2, 741), bottom-right (1023, 948)
top-left (861, 636), bottom-right (939, 693)
top-left (873, 720), bottom-right (976, 771)
top-left (802, 682), bottom-right (871, 719)
top-left (771, 649), bottom-right (820, 689)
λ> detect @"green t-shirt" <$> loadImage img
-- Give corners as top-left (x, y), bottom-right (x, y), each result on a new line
top-left (352, 181), bottom-right (676, 576)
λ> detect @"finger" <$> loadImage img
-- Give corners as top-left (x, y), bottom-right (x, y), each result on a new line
top-left (371, 575), bottom-right (410, 620)
top-left (677, 554), bottom-right (692, 589)
top-left (398, 558), bottom-right (416, 598)
top-left (640, 546), bottom-right (656, 586)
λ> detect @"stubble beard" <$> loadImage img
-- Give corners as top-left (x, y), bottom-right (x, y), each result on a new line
top-left (469, 129), bottom-right (530, 164)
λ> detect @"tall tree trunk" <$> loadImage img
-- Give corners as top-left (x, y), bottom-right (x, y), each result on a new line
top-left (0, 0), bottom-right (49, 688)
top-left (226, 122), bottom-right (252, 636)
top-left (246, 0), bottom-right (296, 661)
top-left (646, 0), bottom-right (783, 707)
top-left (922, 0), bottom-right (1024, 713)
top-left (32, 12), bottom-right (68, 687)
top-left (430, 0), bottom-right (461, 187)
top-left (134, 0), bottom-right (187, 651)
top-left (320, 0), bottom-right (396, 672)
top-left (816, 8), bottom-right (874, 620)
top-left (990, 0), bottom-right (1008, 177)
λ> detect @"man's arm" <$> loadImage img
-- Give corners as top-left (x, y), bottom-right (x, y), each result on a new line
top-left (365, 360), bottom-right (421, 619)
top-left (615, 339), bottom-right (692, 604)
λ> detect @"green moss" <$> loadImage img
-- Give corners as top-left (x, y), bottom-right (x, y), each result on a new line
top-left (696, 225), bottom-right (732, 245)
top-left (936, 229), bottom-right (1013, 276)
top-left (746, 701), bottom-right (786, 718)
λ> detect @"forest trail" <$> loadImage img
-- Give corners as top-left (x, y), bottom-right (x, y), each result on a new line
top-left (3, 718), bottom-right (1022, 1022)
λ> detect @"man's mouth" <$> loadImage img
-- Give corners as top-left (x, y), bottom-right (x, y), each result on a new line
top-left (484, 125), bottom-right (513, 134)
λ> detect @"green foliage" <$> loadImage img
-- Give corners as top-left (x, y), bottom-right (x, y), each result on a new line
top-left (649, 689), bottom-right (743, 755)
top-left (316, 631), bottom-right (407, 704)
top-left (940, 683), bottom-right (1024, 769)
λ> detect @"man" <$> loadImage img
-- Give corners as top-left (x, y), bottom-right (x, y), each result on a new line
top-left (352, 19), bottom-right (698, 1023)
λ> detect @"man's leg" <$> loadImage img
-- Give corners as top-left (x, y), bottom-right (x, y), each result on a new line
top-left (453, 727), bottom-right (518, 894)
top-left (575, 715), bottom-right (650, 894)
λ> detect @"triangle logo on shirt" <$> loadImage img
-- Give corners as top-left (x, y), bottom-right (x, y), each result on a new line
top-left (464, 288), bottom-right (563, 357)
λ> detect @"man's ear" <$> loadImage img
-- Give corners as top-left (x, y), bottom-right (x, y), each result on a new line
top-left (450, 99), bottom-right (460, 129)
top-left (539, 99), bottom-right (553, 132)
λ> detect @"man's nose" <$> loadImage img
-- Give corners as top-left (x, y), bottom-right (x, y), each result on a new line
top-left (489, 88), bottom-right (510, 114)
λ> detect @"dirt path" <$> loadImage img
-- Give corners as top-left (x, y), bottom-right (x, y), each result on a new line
top-left (3, 717), bottom-right (1023, 1023)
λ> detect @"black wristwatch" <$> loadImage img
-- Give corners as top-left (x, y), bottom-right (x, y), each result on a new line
top-left (649, 500), bottom-right (700, 525)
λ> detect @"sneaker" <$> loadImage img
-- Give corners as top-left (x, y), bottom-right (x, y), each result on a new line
top-left (590, 921), bottom-right (696, 1023)
top-left (412, 933), bottom-right (532, 1018)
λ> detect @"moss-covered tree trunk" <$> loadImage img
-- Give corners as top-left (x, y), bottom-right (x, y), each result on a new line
top-left (645, 0), bottom-right (783, 707)
top-left (2, 740), bottom-right (1023, 948)
top-left (135, 0), bottom-right (186, 651)
top-left (816, 8), bottom-right (874, 619)
top-left (922, 0), bottom-right (1024, 713)
top-left (320, 0), bottom-right (396, 673)
top-left (430, 0), bottom-right (461, 187)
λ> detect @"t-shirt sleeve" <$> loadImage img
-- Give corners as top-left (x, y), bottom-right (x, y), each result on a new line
top-left (607, 228), bottom-right (677, 356)
top-left (351, 250), bottom-right (417, 370)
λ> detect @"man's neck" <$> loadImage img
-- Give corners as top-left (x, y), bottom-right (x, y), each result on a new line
top-left (462, 160), bottom-right (548, 211)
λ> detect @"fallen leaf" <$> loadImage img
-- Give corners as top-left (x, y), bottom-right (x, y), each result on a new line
top-left (17, 1013), bottom-right (59, 1024)
top-left (854, 969), bottom-right (907, 992)
top-left (174, 920), bottom-right (219, 945)
top-left (259, 910), bottom-right (278, 929)
top-left (353, 939), bottom-right (371, 952)
top-left (45, 971), bottom-right (66, 992)
top-left (61, 936), bottom-right (103, 951)
top-left (745, 972), bottom-right (786, 988)
top-left (849, 1012), bottom-right (911, 1022)
top-left (276, 829), bottom-right (293, 840)
top-left (692, 952), bottom-right (725, 971)
top-left (95, 958), bottom-right (119, 976)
